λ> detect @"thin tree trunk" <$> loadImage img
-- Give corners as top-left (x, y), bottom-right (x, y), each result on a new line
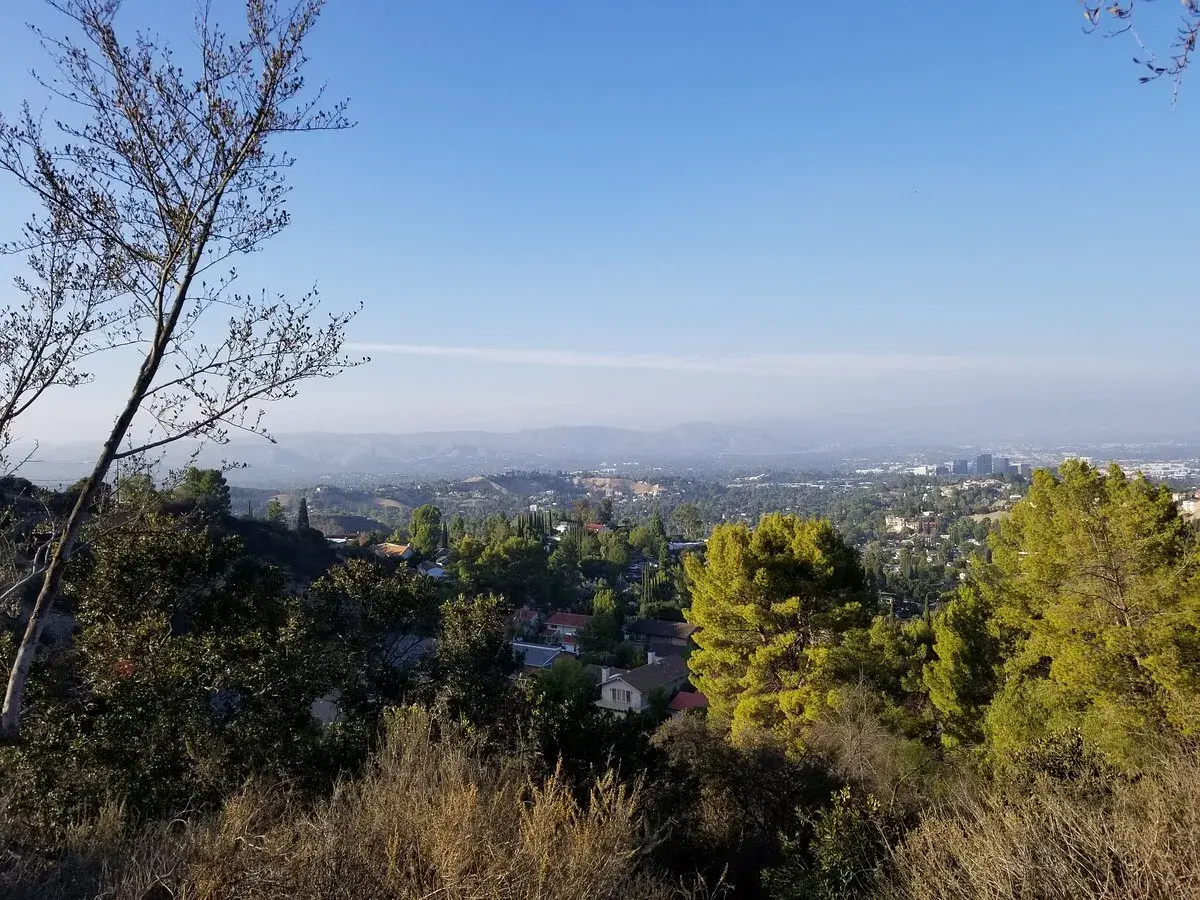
top-left (0, 263), bottom-right (200, 741)
top-left (1, 380), bottom-right (150, 739)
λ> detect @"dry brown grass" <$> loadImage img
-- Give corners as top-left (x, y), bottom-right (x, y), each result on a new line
top-left (1, 709), bottom-right (705, 900)
top-left (881, 747), bottom-right (1200, 900)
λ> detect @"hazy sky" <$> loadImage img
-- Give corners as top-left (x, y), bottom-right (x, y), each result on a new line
top-left (2, 1), bottom-right (1199, 444)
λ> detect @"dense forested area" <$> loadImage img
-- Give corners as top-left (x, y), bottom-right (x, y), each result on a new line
top-left (4, 459), bottom-right (1200, 899)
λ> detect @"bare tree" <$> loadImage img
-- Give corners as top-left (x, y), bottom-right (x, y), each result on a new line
top-left (0, 222), bottom-right (125, 476)
top-left (0, 0), bottom-right (362, 740)
top-left (1083, 1), bottom-right (1200, 97)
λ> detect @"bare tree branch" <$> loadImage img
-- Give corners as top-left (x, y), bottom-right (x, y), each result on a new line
top-left (0, 0), bottom-right (361, 741)
top-left (1082, 0), bottom-right (1200, 99)
top-left (0, 222), bottom-right (126, 476)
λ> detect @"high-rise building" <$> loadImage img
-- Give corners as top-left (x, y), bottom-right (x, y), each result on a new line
top-left (1018, 462), bottom-right (1033, 478)
top-left (952, 459), bottom-right (970, 475)
top-left (994, 456), bottom-right (1011, 476)
top-left (975, 453), bottom-right (993, 475)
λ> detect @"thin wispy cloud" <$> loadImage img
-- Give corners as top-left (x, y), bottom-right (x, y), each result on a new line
top-left (347, 343), bottom-right (1179, 381)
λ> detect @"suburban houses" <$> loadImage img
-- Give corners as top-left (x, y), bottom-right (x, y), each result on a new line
top-left (318, 510), bottom-right (708, 720)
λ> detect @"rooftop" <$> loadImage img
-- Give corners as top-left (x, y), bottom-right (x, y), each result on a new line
top-left (546, 611), bottom-right (592, 629)
top-left (513, 642), bottom-right (562, 669)
top-left (668, 691), bottom-right (708, 712)
top-left (627, 619), bottom-right (697, 641)
top-left (605, 654), bottom-right (690, 694)
top-left (372, 542), bottom-right (414, 559)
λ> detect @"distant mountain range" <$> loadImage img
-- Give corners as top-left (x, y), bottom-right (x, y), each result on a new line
top-left (14, 422), bottom-right (869, 486)
top-left (15, 422), bottom-right (1200, 488)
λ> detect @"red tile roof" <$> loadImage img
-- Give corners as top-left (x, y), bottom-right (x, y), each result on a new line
top-left (545, 611), bottom-right (592, 629)
top-left (668, 691), bottom-right (708, 712)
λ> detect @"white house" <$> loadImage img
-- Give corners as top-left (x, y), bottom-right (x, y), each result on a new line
top-left (596, 653), bottom-right (690, 714)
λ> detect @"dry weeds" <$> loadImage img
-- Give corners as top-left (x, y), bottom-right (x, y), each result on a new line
top-left (881, 747), bottom-right (1200, 900)
top-left (1, 709), bottom-right (705, 899)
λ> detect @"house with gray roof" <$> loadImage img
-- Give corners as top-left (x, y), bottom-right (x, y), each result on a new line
top-left (626, 618), bottom-right (697, 648)
top-left (513, 641), bottom-right (563, 672)
top-left (596, 652), bottom-right (690, 714)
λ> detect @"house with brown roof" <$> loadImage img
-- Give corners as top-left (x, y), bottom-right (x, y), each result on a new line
top-left (544, 611), bottom-right (591, 653)
top-left (626, 618), bottom-right (697, 649)
top-left (596, 653), bottom-right (690, 714)
top-left (371, 542), bottom-right (415, 561)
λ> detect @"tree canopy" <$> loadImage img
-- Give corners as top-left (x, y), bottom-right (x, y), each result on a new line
top-left (685, 513), bottom-right (873, 751)
top-left (173, 468), bottom-right (231, 521)
top-left (930, 461), bottom-right (1200, 769)
top-left (409, 504), bottom-right (442, 556)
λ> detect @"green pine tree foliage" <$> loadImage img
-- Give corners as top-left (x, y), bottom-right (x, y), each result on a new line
top-left (923, 584), bottom-right (1003, 748)
top-left (433, 592), bottom-right (518, 733)
top-left (960, 461), bottom-right (1200, 770)
top-left (684, 513), bottom-right (873, 752)
top-left (650, 507), bottom-right (667, 540)
top-left (265, 497), bottom-right (286, 527)
top-left (409, 504), bottom-right (442, 556)
top-left (450, 515), bottom-right (467, 547)
top-left (174, 467), bottom-right (231, 520)
top-left (296, 496), bottom-right (310, 531)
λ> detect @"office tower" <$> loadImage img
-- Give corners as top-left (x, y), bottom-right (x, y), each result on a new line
top-left (952, 459), bottom-right (969, 475)
top-left (975, 453), bottom-right (993, 475)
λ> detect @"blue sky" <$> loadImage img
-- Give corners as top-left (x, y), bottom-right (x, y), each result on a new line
top-left (2, 1), bottom-right (1199, 441)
